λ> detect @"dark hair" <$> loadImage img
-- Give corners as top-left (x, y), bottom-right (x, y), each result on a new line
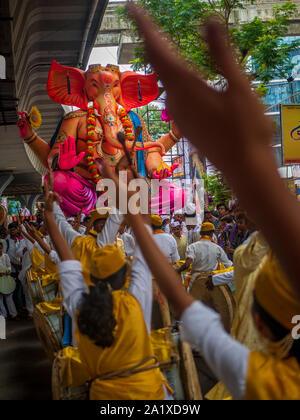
top-left (83, 216), bottom-right (91, 223)
top-left (236, 212), bottom-right (247, 222)
top-left (253, 295), bottom-right (300, 363)
top-left (220, 215), bottom-right (233, 223)
top-left (0, 242), bottom-right (3, 248)
top-left (217, 203), bottom-right (228, 211)
top-left (8, 222), bottom-right (18, 230)
top-left (200, 230), bottom-right (214, 236)
top-left (152, 224), bottom-right (163, 230)
top-left (77, 264), bottom-right (127, 348)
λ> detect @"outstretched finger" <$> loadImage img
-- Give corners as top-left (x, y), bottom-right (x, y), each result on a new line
top-left (126, 3), bottom-right (208, 94)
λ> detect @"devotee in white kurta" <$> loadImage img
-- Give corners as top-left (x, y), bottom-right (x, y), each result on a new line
top-left (0, 244), bottom-right (18, 319)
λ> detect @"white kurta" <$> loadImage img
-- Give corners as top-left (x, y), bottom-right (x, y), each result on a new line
top-left (6, 236), bottom-right (21, 273)
top-left (119, 232), bottom-right (136, 257)
top-left (0, 253), bottom-right (15, 294)
top-left (181, 301), bottom-right (249, 400)
top-left (0, 253), bottom-right (17, 318)
top-left (186, 240), bottom-right (232, 273)
top-left (153, 233), bottom-right (180, 263)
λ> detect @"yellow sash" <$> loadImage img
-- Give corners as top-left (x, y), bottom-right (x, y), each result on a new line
top-left (246, 351), bottom-right (300, 400)
top-left (76, 290), bottom-right (168, 400)
top-left (30, 247), bottom-right (45, 270)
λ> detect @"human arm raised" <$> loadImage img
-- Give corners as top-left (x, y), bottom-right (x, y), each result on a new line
top-left (126, 4), bottom-right (300, 299)
top-left (43, 181), bottom-right (75, 262)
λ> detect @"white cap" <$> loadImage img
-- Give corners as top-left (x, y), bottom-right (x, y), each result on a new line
top-left (184, 202), bottom-right (196, 215)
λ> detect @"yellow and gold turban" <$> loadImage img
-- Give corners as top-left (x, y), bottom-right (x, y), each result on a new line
top-left (254, 253), bottom-right (300, 330)
top-left (90, 244), bottom-right (127, 280)
top-left (201, 222), bottom-right (215, 232)
top-left (90, 208), bottom-right (111, 224)
top-left (151, 214), bottom-right (163, 227)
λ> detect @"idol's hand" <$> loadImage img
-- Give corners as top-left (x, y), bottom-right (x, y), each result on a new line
top-left (58, 136), bottom-right (85, 170)
top-left (152, 163), bottom-right (179, 179)
top-left (17, 111), bottom-right (33, 139)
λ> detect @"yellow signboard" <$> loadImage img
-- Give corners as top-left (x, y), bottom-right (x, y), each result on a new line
top-left (281, 105), bottom-right (300, 164)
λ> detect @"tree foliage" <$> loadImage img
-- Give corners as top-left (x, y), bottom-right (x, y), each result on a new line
top-left (202, 172), bottom-right (233, 207)
top-left (134, 105), bottom-right (170, 140)
top-left (121, 0), bottom-right (300, 88)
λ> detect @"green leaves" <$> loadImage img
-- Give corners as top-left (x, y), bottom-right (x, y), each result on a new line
top-left (122, 0), bottom-right (300, 92)
top-left (202, 172), bottom-right (232, 207)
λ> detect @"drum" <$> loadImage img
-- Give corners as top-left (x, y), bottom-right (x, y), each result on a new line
top-left (152, 281), bottom-right (171, 330)
top-left (52, 347), bottom-right (90, 400)
top-left (189, 273), bottom-right (236, 333)
top-left (33, 299), bottom-right (63, 361)
top-left (37, 277), bottom-right (59, 302)
top-left (26, 270), bottom-right (43, 305)
top-left (52, 327), bottom-right (202, 401)
top-left (172, 261), bottom-right (191, 287)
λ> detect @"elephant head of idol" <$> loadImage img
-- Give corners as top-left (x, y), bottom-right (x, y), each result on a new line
top-left (47, 61), bottom-right (159, 148)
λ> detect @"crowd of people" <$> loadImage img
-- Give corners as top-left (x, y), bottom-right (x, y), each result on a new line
top-left (1, 3), bottom-right (300, 400)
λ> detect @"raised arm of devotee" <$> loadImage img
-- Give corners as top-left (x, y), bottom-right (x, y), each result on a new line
top-left (128, 225), bottom-right (153, 333)
top-left (126, 4), bottom-right (300, 299)
top-left (16, 217), bottom-right (35, 245)
top-left (23, 221), bottom-right (52, 255)
top-left (52, 202), bottom-right (82, 248)
top-left (96, 209), bottom-right (123, 248)
top-left (44, 181), bottom-right (75, 262)
top-left (44, 181), bottom-right (86, 320)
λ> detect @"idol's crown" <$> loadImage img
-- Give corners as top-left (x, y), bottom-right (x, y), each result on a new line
top-left (87, 64), bottom-right (120, 74)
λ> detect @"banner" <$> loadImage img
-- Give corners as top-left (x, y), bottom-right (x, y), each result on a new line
top-left (172, 156), bottom-right (184, 178)
top-left (281, 105), bottom-right (300, 164)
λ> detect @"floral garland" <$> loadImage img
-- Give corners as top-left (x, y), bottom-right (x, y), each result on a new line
top-left (86, 104), bottom-right (101, 184)
top-left (118, 107), bottom-right (135, 142)
top-left (85, 104), bottom-right (135, 184)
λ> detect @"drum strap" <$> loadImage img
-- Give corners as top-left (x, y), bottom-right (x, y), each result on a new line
top-left (86, 355), bottom-right (159, 395)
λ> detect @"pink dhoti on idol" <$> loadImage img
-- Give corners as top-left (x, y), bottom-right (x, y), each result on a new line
top-left (44, 171), bottom-right (97, 217)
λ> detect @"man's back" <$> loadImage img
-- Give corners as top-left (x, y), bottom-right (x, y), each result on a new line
top-left (186, 239), bottom-right (232, 273)
top-left (154, 233), bottom-right (180, 262)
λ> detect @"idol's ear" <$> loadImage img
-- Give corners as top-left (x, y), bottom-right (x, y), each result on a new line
top-left (120, 72), bottom-right (159, 112)
top-left (47, 61), bottom-right (87, 110)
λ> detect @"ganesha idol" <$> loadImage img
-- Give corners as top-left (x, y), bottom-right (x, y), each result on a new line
top-left (17, 61), bottom-right (185, 216)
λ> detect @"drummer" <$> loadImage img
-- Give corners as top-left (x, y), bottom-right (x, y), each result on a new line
top-left (177, 222), bottom-right (232, 289)
top-left (0, 242), bottom-right (18, 320)
top-left (151, 215), bottom-right (179, 263)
